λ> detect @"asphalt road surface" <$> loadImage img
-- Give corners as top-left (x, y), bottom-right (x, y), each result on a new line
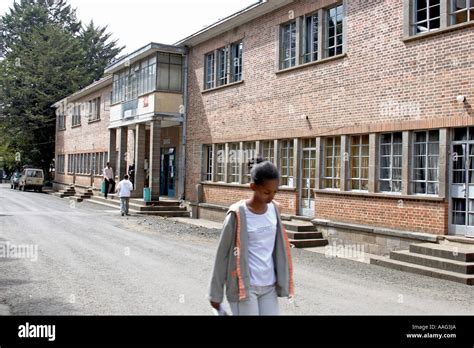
top-left (0, 183), bottom-right (473, 315)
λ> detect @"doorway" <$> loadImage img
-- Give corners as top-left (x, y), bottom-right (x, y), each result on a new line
top-left (449, 127), bottom-right (474, 237)
top-left (299, 138), bottom-right (317, 217)
top-left (160, 148), bottom-right (176, 198)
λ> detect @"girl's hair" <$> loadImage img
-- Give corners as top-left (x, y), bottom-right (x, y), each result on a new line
top-left (249, 156), bottom-right (280, 186)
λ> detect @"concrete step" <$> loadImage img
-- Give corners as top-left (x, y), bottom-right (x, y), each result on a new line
top-left (410, 243), bottom-right (474, 262)
top-left (55, 192), bottom-right (75, 198)
top-left (134, 211), bottom-right (190, 217)
top-left (288, 238), bottom-right (328, 248)
top-left (134, 205), bottom-right (187, 212)
top-left (87, 197), bottom-right (189, 217)
top-left (390, 250), bottom-right (474, 274)
top-left (95, 195), bottom-right (181, 207)
top-left (68, 196), bottom-right (83, 203)
top-left (286, 231), bottom-right (323, 240)
top-left (283, 220), bottom-right (318, 232)
top-left (370, 255), bottom-right (474, 285)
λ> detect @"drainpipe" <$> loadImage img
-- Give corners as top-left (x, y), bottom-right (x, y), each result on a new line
top-left (178, 46), bottom-right (189, 201)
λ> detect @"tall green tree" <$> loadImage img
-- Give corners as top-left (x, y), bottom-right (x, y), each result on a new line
top-left (81, 20), bottom-right (124, 82)
top-left (0, 0), bottom-right (123, 176)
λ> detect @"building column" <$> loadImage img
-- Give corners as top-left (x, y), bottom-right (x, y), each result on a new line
top-left (439, 128), bottom-right (449, 199)
top-left (340, 135), bottom-right (349, 191)
top-left (149, 120), bottom-right (162, 201)
top-left (368, 133), bottom-right (378, 193)
top-left (108, 129), bottom-right (117, 178)
top-left (315, 137), bottom-right (322, 190)
top-left (117, 126), bottom-right (128, 181)
top-left (134, 123), bottom-right (146, 198)
top-left (402, 131), bottom-right (411, 195)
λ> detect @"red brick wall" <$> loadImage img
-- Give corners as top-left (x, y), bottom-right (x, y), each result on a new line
top-left (55, 83), bottom-right (112, 188)
top-left (185, 0), bottom-right (473, 234)
top-left (315, 193), bottom-right (448, 234)
top-left (202, 184), bottom-right (298, 215)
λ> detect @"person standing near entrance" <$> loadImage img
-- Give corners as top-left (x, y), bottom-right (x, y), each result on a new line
top-left (208, 158), bottom-right (294, 315)
top-left (103, 162), bottom-right (115, 199)
top-left (116, 174), bottom-right (133, 216)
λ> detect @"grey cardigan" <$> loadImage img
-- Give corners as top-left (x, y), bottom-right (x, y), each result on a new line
top-left (208, 200), bottom-right (295, 303)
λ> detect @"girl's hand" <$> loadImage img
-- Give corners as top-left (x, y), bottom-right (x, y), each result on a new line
top-left (210, 301), bottom-right (220, 310)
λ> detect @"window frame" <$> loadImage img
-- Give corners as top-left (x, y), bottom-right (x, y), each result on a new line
top-left (378, 132), bottom-right (403, 193)
top-left (279, 139), bottom-right (295, 187)
top-left (449, 0), bottom-right (474, 24)
top-left (325, 3), bottom-right (344, 58)
top-left (322, 136), bottom-right (342, 189)
top-left (411, 130), bottom-right (440, 195)
top-left (280, 20), bottom-right (297, 70)
top-left (349, 135), bottom-right (370, 191)
top-left (214, 144), bottom-right (225, 182)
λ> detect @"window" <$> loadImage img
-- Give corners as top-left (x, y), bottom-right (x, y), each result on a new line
top-left (72, 104), bottom-right (81, 127)
top-left (412, 0), bottom-right (441, 34)
top-left (204, 145), bottom-right (213, 181)
top-left (112, 55), bottom-right (157, 104)
top-left (280, 21), bottom-right (297, 69)
top-left (204, 52), bottom-right (215, 90)
top-left (217, 47), bottom-right (229, 86)
top-left (350, 135), bottom-right (369, 190)
top-left (58, 114), bottom-right (66, 130)
top-left (87, 97), bottom-right (101, 122)
top-left (412, 130), bottom-right (439, 195)
top-left (243, 142), bottom-right (256, 184)
top-left (262, 140), bottom-right (275, 164)
top-left (56, 155), bottom-right (65, 174)
top-left (304, 13), bottom-right (319, 63)
top-left (158, 53), bottom-right (183, 91)
top-left (215, 144), bottom-right (225, 182)
top-left (323, 137), bottom-right (341, 189)
top-left (231, 41), bottom-right (243, 82)
top-left (228, 143), bottom-right (240, 183)
top-left (379, 133), bottom-right (403, 193)
top-left (450, 0), bottom-right (474, 24)
top-left (326, 4), bottom-right (344, 57)
top-left (279, 140), bottom-right (294, 186)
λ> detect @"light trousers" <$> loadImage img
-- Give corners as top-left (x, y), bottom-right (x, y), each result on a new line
top-left (120, 197), bottom-right (130, 215)
top-left (229, 284), bottom-right (279, 316)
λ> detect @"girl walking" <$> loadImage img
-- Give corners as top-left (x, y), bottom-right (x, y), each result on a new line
top-left (208, 159), bottom-right (294, 315)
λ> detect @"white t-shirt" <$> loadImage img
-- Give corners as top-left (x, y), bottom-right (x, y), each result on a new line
top-left (103, 167), bottom-right (114, 180)
top-left (244, 202), bottom-right (277, 287)
top-left (117, 179), bottom-right (133, 198)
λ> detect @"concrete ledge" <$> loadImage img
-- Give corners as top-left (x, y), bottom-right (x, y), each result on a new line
top-left (312, 218), bottom-right (442, 243)
top-left (197, 202), bottom-right (229, 212)
top-left (313, 189), bottom-right (446, 202)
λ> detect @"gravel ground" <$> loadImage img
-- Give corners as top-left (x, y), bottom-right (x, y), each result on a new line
top-left (0, 183), bottom-right (473, 315)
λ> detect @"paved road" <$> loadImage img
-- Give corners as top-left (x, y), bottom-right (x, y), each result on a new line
top-left (0, 183), bottom-right (473, 315)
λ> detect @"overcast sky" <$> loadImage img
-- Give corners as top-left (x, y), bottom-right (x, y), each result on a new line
top-left (1, 0), bottom-right (257, 54)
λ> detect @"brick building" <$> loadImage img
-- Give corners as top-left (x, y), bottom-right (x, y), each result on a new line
top-left (53, 76), bottom-right (113, 191)
top-left (54, 43), bottom-right (186, 201)
top-left (178, 0), bottom-right (474, 253)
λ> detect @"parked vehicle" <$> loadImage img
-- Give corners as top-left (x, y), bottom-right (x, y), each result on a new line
top-left (10, 172), bottom-right (21, 189)
top-left (18, 168), bottom-right (44, 192)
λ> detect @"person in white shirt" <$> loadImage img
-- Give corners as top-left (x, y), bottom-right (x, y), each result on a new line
top-left (103, 162), bottom-right (115, 199)
top-left (209, 157), bottom-right (293, 316)
top-left (116, 174), bottom-right (134, 216)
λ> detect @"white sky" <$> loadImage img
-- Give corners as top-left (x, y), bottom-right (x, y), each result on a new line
top-left (1, 0), bottom-right (257, 54)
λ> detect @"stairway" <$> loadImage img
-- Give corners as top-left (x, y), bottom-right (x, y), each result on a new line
top-left (54, 186), bottom-right (76, 198)
top-left (88, 194), bottom-right (190, 217)
top-left (282, 220), bottom-right (328, 248)
top-left (370, 241), bottom-right (474, 285)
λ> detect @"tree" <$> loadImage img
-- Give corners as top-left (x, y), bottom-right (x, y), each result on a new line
top-left (81, 20), bottom-right (125, 82)
top-left (0, 0), bottom-right (123, 175)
